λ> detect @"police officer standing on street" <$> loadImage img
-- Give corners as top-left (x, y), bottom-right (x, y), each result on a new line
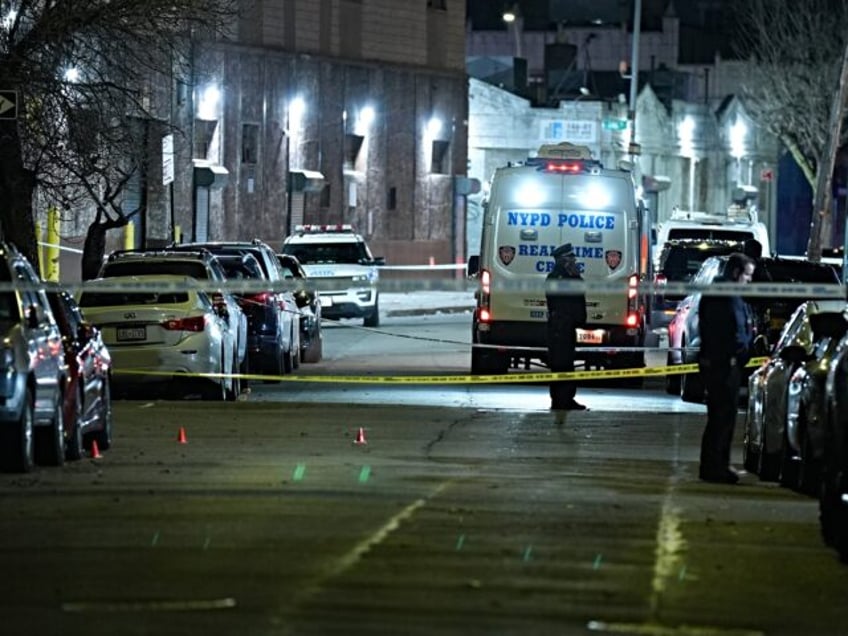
top-left (546, 243), bottom-right (588, 411)
top-left (698, 252), bottom-right (756, 484)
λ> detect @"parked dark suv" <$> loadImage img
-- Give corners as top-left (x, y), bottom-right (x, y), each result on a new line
top-left (651, 239), bottom-right (743, 332)
top-left (0, 243), bottom-right (68, 472)
top-left (169, 240), bottom-right (298, 379)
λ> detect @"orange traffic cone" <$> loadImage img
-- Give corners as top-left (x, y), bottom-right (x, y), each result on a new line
top-left (177, 427), bottom-right (188, 444)
top-left (354, 427), bottom-right (367, 445)
top-left (90, 440), bottom-right (102, 459)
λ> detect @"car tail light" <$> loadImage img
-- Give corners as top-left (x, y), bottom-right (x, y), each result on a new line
top-left (626, 274), bottom-right (640, 329)
top-left (478, 269), bottom-right (492, 323)
top-left (162, 316), bottom-right (206, 332)
top-left (654, 273), bottom-right (667, 287)
top-left (240, 292), bottom-right (272, 308)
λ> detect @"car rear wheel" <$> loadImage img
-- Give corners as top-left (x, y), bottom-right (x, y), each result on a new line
top-left (226, 353), bottom-right (240, 401)
top-left (742, 433), bottom-right (760, 474)
top-left (665, 352), bottom-right (681, 395)
top-left (92, 378), bottom-right (113, 451)
top-left (35, 390), bottom-right (65, 467)
top-left (303, 333), bottom-right (323, 363)
top-left (799, 426), bottom-right (822, 497)
top-left (759, 427), bottom-right (781, 481)
top-left (0, 386), bottom-right (35, 473)
top-left (65, 389), bottom-right (85, 461)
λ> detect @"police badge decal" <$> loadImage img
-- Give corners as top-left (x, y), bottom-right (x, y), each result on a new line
top-left (605, 250), bottom-right (622, 270)
top-left (498, 245), bottom-right (516, 266)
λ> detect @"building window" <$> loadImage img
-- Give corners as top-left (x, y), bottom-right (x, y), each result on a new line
top-left (344, 133), bottom-right (364, 170)
top-left (320, 184), bottom-right (331, 208)
top-left (194, 120), bottom-right (217, 159)
top-left (386, 187), bottom-right (397, 210)
top-left (242, 124), bottom-right (259, 164)
top-left (430, 140), bottom-right (449, 174)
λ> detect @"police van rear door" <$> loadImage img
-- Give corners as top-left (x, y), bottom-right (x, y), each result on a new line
top-left (488, 162), bottom-right (636, 336)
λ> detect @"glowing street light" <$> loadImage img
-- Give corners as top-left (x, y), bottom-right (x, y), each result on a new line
top-left (64, 67), bottom-right (80, 83)
top-left (426, 116), bottom-right (442, 138)
top-left (730, 119), bottom-right (748, 160)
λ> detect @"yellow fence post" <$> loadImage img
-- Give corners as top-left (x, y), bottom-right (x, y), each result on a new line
top-left (174, 224), bottom-right (182, 244)
top-left (35, 219), bottom-right (44, 279)
top-left (45, 205), bottom-right (60, 282)
top-left (124, 222), bottom-right (135, 250)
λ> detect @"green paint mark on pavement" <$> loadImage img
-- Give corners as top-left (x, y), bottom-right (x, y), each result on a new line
top-left (358, 465), bottom-right (371, 483)
top-left (678, 565), bottom-right (687, 581)
top-left (151, 531), bottom-right (160, 547)
top-left (455, 534), bottom-right (465, 551)
top-left (292, 464), bottom-right (306, 481)
top-left (593, 553), bottom-right (603, 570)
top-left (522, 545), bottom-right (533, 562)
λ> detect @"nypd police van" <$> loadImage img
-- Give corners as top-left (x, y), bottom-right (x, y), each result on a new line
top-left (280, 225), bottom-right (384, 327)
top-left (466, 143), bottom-right (652, 374)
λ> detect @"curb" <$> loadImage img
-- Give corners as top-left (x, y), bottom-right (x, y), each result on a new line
top-left (385, 306), bottom-right (474, 317)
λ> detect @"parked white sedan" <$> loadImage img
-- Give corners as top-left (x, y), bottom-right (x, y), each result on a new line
top-left (77, 275), bottom-right (238, 400)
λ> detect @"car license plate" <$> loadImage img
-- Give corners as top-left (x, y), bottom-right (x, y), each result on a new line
top-left (576, 329), bottom-right (604, 344)
top-left (117, 326), bottom-right (146, 341)
top-left (320, 296), bottom-right (333, 307)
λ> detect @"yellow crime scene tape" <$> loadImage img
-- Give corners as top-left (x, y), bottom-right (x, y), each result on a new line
top-left (114, 357), bottom-right (769, 385)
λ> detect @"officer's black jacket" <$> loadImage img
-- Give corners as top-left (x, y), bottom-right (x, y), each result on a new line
top-left (545, 262), bottom-right (587, 326)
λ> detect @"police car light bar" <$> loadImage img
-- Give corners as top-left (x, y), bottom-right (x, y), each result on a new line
top-left (294, 224), bottom-right (355, 234)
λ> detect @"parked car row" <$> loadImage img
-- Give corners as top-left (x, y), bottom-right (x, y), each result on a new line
top-left (0, 243), bottom-right (112, 473)
top-left (79, 240), bottom-right (324, 399)
top-left (739, 298), bottom-right (848, 563)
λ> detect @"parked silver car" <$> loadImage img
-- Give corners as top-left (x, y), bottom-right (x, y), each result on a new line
top-left (0, 243), bottom-right (68, 472)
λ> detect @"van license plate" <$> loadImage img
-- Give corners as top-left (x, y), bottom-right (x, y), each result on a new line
top-left (117, 326), bottom-right (146, 341)
top-left (576, 329), bottom-right (604, 344)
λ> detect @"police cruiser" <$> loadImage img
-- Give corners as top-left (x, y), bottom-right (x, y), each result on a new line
top-left (466, 142), bottom-right (652, 375)
top-left (280, 224), bottom-right (384, 327)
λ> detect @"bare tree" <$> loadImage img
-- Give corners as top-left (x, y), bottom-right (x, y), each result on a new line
top-left (734, 0), bottom-right (848, 260)
top-left (0, 0), bottom-right (240, 271)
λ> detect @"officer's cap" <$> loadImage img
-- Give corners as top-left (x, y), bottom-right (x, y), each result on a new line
top-left (553, 243), bottom-right (574, 259)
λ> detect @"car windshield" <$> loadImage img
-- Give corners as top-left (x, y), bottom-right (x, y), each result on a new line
top-left (79, 291), bottom-right (189, 307)
top-left (219, 257), bottom-right (264, 280)
top-left (661, 244), bottom-right (742, 281)
top-left (284, 242), bottom-right (369, 264)
top-left (103, 261), bottom-right (209, 279)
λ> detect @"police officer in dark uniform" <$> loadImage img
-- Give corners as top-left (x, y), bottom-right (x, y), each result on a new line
top-left (698, 251), bottom-right (756, 484)
top-left (545, 243), bottom-right (588, 410)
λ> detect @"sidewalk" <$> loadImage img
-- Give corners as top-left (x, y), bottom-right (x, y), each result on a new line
top-left (382, 291), bottom-right (475, 317)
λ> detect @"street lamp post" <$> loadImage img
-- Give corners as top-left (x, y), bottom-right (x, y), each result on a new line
top-left (502, 4), bottom-right (523, 59)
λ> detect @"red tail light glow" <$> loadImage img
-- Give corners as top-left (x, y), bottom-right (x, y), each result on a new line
top-left (628, 274), bottom-right (638, 300)
top-left (479, 308), bottom-right (492, 323)
top-left (626, 312), bottom-right (639, 327)
top-left (162, 316), bottom-right (206, 332)
top-left (481, 269), bottom-right (491, 295)
top-left (654, 273), bottom-right (667, 287)
top-left (239, 292), bottom-right (272, 307)
top-left (545, 162), bottom-right (582, 173)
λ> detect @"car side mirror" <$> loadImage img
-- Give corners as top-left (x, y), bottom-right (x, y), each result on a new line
top-left (778, 344), bottom-right (811, 364)
top-left (294, 289), bottom-right (310, 308)
top-left (372, 256), bottom-right (386, 266)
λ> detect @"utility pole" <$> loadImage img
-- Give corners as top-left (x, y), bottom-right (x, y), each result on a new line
top-left (627, 0), bottom-right (642, 159)
top-left (809, 40), bottom-right (848, 265)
